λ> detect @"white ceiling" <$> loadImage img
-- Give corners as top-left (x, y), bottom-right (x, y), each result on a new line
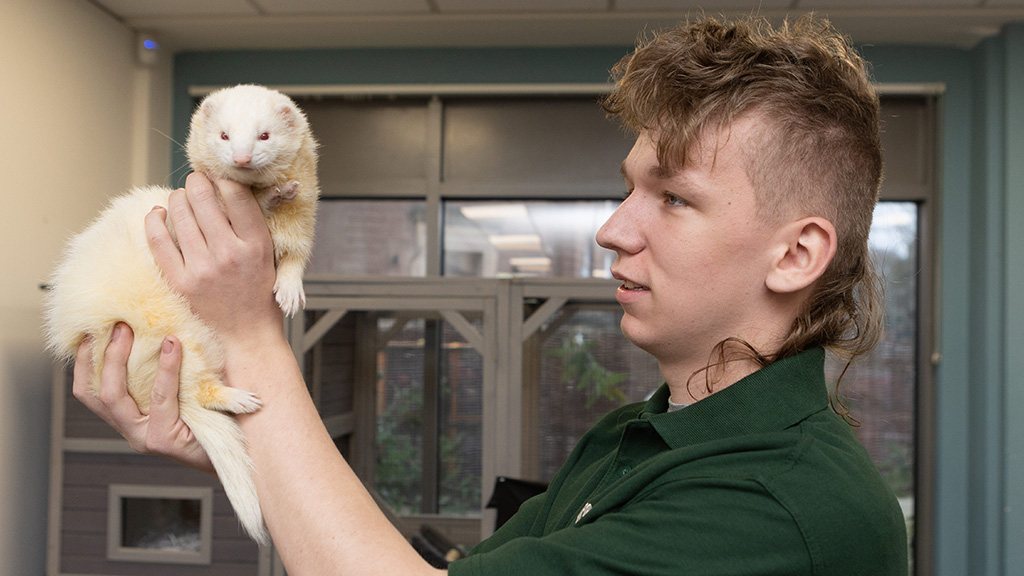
top-left (87, 0), bottom-right (1024, 50)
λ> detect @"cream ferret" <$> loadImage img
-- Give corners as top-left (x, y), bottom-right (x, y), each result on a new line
top-left (43, 84), bottom-right (319, 546)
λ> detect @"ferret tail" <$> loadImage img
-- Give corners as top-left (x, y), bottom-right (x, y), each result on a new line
top-left (179, 403), bottom-right (269, 546)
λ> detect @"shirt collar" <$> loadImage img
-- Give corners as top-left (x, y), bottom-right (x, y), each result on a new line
top-left (639, 347), bottom-right (830, 448)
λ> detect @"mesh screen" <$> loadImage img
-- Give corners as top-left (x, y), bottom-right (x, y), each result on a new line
top-left (532, 305), bottom-right (661, 482)
top-left (438, 319), bottom-right (484, 516)
top-left (374, 316), bottom-right (484, 516)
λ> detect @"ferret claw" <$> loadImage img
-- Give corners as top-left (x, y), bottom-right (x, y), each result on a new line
top-left (274, 276), bottom-right (306, 317)
top-left (257, 180), bottom-right (300, 209)
top-left (217, 388), bottom-right (262, 414)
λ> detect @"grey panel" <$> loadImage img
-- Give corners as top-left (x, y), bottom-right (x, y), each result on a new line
top-left (300, 97), bottom-right (431, 197)
top-left (442, 97), bottom-right (634, 189)
top-left (879, 96), bottom-right (934, 199)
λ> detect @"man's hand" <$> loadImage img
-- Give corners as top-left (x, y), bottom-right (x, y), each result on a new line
top-left (72, 323), bottom-right (215, 474)
top-left (146, 173), bottom-right (283, 345)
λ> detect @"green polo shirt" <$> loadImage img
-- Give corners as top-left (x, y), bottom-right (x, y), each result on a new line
top-left (449, 348), bottom-right (908, 575)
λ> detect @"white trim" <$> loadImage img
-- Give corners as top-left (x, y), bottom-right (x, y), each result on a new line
top-left (47, 364), bottom-right (66, 576)
top-left (303, 308), bottom-right (349, 354)
top-left (522, 296), bottom-right (568, 342)
top-left (106, 484), bottom-right (214, 565)
top-left (305, 295), bottom-right (489, 311)
top-left (440, 309), bottom-right (485, 353)
top-left (874, 82), bottom-right (946, 96)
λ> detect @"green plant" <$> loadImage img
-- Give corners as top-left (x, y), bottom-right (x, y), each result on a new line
top-left (548, 333), bottom-right (628, 407)
top-left (376, 385), bottom-right (424, 514)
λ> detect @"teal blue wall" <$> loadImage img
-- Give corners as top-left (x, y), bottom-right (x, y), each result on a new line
top-left (172, 29), bottom-right (1024, 576)
top-left (1000, 23), bottom-right (1024, 576)
top-left (967, 34), bottom-right (1004, 576)
top-left (862, 29), bottom-right (1024, 574)
top-left (860, 43), bottom-right (981, 576)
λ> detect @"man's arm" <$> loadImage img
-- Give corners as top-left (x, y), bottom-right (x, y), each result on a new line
top-left (80, 172), bottom-right (442, 575)
top-left (217, 319), bottom-right (440, 575)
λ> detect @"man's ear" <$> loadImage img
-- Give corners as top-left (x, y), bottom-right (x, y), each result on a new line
top-left (765, 217), bottom-right (838, 294)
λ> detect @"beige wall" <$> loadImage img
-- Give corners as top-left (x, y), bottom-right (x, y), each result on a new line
top-left (0, 1), bottom-right (170, 574)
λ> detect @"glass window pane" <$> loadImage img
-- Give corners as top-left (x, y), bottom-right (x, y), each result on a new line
top-left (827, 201), bottom-right (918, 553)
top-left (530, 304), bottom-right (661, 481)
top-left (376, 317), bottom-right (426, 514)
top-left (444, 200), bottom-right (618, 278)
top-left (374, 315), bottom-right (484, 516)
top-left (300, 309), bottom-right (356, 451)
top-left (439, 317), bottom-right (483, 516)
top-left (121, 497), bottom-right (202, 551)
top-left (310, 199), bottom-right (427, 276)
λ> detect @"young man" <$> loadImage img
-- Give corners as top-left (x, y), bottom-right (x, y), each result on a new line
top-left (74, 14), bottom-right (907, 576)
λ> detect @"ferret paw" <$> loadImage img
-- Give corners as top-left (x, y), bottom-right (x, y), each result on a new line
top-left (257, 180), bottom-right (300, 209)
top-left (274, 279), bottom-right (306, 317)
top-left (212, 387), bottom-right (262, 415)
top-left (277, 180), bottom-right (300, 202)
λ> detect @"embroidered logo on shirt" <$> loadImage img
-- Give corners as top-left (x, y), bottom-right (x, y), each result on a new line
top-left (575, 502), bottom-right (592, 524)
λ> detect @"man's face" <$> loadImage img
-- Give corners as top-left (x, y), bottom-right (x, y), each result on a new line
top-left (596, 115), bottom-right (781, 370)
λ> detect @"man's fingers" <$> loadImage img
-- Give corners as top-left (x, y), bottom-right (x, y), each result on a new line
top-left (145, 205), bottom-right (184, 281)
top-left (144, 336), bottom-right (215, 474)
top-left (211, 176), bottom-right (269, 242)
top-left (70, 326), bottom-right (212, 471)
top-left (84, 324), bottom-right (149, 451)
top-left (72, 335), bottom-right (98, 406)
top-left (147, 336), bottom-right (183, 447)
top-left (71, 326), bottom-right (140, 427)
top-left (96, 323), bottom-right (133, 406)
top-left (184, 172), bottom-right (235, 241)
top-left (169, 182), bottom-right (210, 263)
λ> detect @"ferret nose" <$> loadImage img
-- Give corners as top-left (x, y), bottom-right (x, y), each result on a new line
top-left (233, 154), bottom-right (252, 167)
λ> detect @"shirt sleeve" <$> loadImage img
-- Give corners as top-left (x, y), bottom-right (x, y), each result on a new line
top-left (448, 478), bottom-right (812, 576)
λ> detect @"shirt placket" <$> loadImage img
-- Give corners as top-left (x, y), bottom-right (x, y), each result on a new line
top-left (573, 419), bottom-right (666, 524)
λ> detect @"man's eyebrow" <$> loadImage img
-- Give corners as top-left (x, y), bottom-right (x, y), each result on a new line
top-left (620, 161), bottom-right (672, 180)
top-left (648, 164), bottom-right (673, 179)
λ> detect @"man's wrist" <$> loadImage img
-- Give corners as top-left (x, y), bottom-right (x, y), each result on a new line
top-left (220, 329), bottom-right (297, 391)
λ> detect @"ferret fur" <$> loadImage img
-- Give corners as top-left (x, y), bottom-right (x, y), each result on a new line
top-left (42, 84), bottom-right (319, 546)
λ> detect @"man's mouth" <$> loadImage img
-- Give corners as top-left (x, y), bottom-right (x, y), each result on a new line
top-left (622, 280), bottom-right (649, 291)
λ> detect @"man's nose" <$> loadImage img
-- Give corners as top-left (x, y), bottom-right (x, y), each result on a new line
top-left (596, 197), bottom-right (642, 255)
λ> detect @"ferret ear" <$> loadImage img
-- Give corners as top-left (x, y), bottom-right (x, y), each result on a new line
top-left (201, 97), bottom-right (219, 119)
top-left (276, 103), bottom-right (298, 127)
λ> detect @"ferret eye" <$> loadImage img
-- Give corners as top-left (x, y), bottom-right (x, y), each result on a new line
top-left (259, 132), bottom-right (270, 141)
top-left (220, 132), bottom-right (229, 141)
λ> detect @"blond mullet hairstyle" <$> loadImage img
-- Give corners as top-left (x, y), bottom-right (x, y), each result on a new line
top-left (603, 15), bottom-right (885, 397)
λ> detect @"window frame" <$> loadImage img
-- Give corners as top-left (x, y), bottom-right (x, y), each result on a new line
top-left (275, 83), bottom-right (938, 574)
top-left (106, 484), bottom-right (214, 565)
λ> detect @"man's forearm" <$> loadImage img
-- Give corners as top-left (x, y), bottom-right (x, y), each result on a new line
top-left (228, 335), bottom-right (443, 576)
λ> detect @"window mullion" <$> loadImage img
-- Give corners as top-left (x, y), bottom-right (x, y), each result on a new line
top-left (426, 96), bottom-right (444, 277)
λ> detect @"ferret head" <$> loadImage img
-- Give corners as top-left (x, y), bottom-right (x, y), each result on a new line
top-left (186, 84), bottom-right (311, 187)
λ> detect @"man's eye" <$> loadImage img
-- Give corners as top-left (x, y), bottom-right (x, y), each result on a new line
top-left (663, 193), bottom-right (687, 206)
